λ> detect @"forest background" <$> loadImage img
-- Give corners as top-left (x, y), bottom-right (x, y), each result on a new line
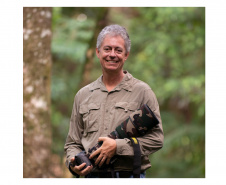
top-left (23, 7), bottom-right (205, 178)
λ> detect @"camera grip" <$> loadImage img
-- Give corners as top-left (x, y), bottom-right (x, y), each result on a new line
top-left (70, 151), bottom-right (92, 170)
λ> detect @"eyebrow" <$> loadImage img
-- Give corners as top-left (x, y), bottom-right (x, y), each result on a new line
top-left (103, 45), bottom-right (123, 50)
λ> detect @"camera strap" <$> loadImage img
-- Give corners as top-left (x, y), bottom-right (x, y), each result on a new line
top-left (130, 137), bottom-right (141, 178)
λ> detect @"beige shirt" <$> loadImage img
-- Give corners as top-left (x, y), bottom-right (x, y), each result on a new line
top-left (64, 71), bottom-right (164, 172)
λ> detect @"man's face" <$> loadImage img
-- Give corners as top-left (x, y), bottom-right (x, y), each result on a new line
top-left (96, 35), bottom-right (129, 74)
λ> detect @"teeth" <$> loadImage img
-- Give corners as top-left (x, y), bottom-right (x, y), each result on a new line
top-left (107, 60), bottom-right (117, 63)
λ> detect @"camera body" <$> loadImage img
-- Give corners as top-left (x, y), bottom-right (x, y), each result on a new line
top-left (70, 151), bottom-right (92, 170)
top-left (70, 141), bottom-right (116, 170)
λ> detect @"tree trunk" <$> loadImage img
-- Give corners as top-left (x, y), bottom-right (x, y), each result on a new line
top-left (23, 7), bottom-right (52, 178)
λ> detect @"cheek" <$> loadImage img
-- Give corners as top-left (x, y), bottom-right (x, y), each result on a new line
top-left (99, 52), bottom-right (107, 59)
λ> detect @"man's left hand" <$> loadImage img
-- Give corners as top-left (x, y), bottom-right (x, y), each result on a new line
top-left (89, 137), bottom-right (116, 167)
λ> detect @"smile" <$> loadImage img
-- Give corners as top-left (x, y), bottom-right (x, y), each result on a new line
top-left (106, 60), bottom-right (118, 63)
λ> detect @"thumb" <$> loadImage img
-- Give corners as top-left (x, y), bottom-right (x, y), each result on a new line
top-left (70, 157), bottom-right (75, 162)
top-left (98, 137), bottom-right (106, 142)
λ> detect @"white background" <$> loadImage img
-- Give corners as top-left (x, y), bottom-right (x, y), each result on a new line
top-left (1, 0), bottom-right (225, 185)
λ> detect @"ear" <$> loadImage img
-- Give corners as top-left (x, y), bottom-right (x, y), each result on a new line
top-left (124, 52), bottom-right (130, 60)
top-left (96, 48), bottom-right (100, 58)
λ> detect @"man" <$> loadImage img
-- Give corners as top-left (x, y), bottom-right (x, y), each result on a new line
top-left (64, 24), bottom-right (164, 178)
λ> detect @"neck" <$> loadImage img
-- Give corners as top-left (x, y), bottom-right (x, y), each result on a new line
top-left (102, 70), bottom-right (125, 91)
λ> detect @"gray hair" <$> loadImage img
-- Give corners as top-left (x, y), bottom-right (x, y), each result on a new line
top-left (96, 24), bottom-right (131, 53)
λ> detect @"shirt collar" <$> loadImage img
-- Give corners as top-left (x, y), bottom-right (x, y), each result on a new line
top-left (89, 70), bottom-right (133, 92)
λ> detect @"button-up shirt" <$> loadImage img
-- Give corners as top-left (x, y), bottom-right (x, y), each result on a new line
top-left (64, 71), bottom-right (164, 172)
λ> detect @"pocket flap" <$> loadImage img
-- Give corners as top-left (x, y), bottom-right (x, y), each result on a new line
top-left (79, 103), bottom-right (100, 114)
top-left (88, 102), bottom-right (100, 110)
top-left (115, 102), bottom-right (128, 109)
top-left (115, 102), bottom-right (138, 111)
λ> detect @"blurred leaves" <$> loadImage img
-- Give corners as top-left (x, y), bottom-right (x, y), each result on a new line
top-left (51, 8), bottom-right (97, 158)
top-left (148, 111), bottom-right (205, 178)
top-left (52, 8), bottom-right (95, 62)
top-left (51, 7), bottom-right (205, 178)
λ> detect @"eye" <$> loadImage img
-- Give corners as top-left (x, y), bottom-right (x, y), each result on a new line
top-left (116, 49), bottom-right (122, 53)
top-left (104, 47), bottom-right (110, 52)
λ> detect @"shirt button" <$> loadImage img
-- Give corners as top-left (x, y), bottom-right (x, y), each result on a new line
top-left (106, 109), bottom-right (108, 113)
top-left (105, 127), bottom-right (108, 130)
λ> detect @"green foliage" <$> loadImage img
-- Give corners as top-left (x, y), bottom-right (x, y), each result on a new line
top-left (51, 8), bottom-right (89, 158)
top-left (51, 7), bottom-right (205, 178)
top-left (126, 7), bottom-right (205, 106)
top-left (147, 111), bottom-right (205, 178)
top-left (52, 8), bottom-right (95, 63)
top-left (51, 8), bottom-right (99, 157)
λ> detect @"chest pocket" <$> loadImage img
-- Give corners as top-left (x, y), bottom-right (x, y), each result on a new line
top-left (115, 102), bottom-right (138, 112)
top-left (114, 102), bottom-right (139, 125)
top-left (79, 102), bottom-right (100, 135)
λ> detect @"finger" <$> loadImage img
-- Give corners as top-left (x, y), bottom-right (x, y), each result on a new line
top-left (99, 156), bottom-right (107, 167)
top-left (89, 148), bottom-right (101, 159)
top-left (74, 163), bottom-right (86, 171)
top-left (94, 153), bottom-right (102, 165)
top-left (69, 157), bottom-right (76, 167)
top-left (81, 165), bottom-right (93, 176)
top-left (74, 164), bottom-right (92, 176)
top-left (98, 137), bottom-right (106, 142)
top-left (70, 163), bottom-right (86, 175)
top-left (106, 157), bottom-right (111, 165)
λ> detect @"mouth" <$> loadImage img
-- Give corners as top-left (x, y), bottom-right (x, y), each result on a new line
top-left (106, 60), bottom-right (118, 63)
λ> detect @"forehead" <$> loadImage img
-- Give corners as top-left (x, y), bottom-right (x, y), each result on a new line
top-left (101, 35), bottom-right (125, 48)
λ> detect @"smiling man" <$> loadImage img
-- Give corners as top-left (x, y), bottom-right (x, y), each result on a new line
top-left (64, 25), bottom-right (164, 178)
top-left (96, 34), bottom-right (129, 92)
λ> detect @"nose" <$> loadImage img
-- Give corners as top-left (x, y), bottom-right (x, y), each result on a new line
top-left (109, 49), bottom-right (116, 58)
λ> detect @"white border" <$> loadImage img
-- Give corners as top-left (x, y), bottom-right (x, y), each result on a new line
top-left (20, 0), bottom-right (206, 7)
top-left (1, 0), bottom-right (226, 185)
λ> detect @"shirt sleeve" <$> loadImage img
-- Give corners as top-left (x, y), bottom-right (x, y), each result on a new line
top-left (115, 88), bottom-right (164, 156)
top-left (64, 94), bottom-right (84, 168)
